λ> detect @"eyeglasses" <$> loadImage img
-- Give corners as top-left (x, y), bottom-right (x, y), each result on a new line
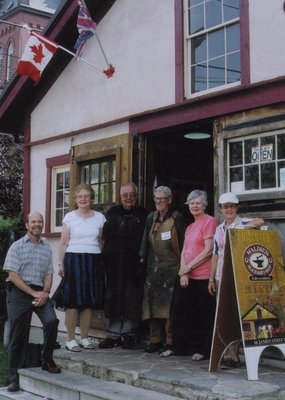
top-left (121, 192), bottom-right (137, 199)
top-left (221, 204), bottom-right (237, 210)
top-left (76, 194), bottom-right (91, 199)
top-left (153, 196), bottom-right (169, 203)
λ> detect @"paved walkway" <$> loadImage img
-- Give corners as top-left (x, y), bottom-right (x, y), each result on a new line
top-left (2, 327), bottom-right (285, 400)
top-left (51, 329), bottom-right (285, 399)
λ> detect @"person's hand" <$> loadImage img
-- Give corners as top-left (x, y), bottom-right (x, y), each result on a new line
top-left (58, 265), bottom-right (64, 278)
top-left (179, 265), bottom-right (190, 277)
top-left (180, 275), bottom-right (189, 288)
top-left (208, 280), bottom-right (216, 296)
top-left (32, 291), bottom-right (49, 307)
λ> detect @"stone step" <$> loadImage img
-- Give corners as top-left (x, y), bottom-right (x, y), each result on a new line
top-left (18, 368), bottom-right (182, 400)
top-left (0, 387), bottom-right (44, 400)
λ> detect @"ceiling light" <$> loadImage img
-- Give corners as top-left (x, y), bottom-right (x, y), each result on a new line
top-left (184, 132), bottom-right (211, 140)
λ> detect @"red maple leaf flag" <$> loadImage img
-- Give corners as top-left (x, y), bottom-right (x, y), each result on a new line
top-left (17, 31), bottom-right (58, 83)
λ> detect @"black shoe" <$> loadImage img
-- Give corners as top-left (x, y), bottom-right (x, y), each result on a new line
top-left (144, 341), bottom-right (164, 353)
top-left (54, 341), bottom-right (61, 349)
top-left (121, 335), bottom-right (136, 349)
top-left (98, 337), bottom-right (122, 349)
top-left (8, 381), bottom-right (20, 392)
top-left (42, 359), bottom-right (61, 374)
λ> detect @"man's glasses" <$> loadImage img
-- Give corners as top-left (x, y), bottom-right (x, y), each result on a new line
top-left (121, 192), bottom-right (137, 199)
top-left (153, 196), bottom-right (169, 203)
top-left (221, 204), bottom-right (237, 210)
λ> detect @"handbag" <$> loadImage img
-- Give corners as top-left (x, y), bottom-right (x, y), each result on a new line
top-left (51, 279), bottom-right (65, 311)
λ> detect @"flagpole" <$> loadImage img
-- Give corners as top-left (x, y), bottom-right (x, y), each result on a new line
top-left (95, 32), bottom-right (110, 67)
top-left (31, 30), bottom-right (105, 72)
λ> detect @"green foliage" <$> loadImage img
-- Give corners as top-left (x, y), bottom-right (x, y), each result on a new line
top-left (0, 133), bottom-right (23, 218)
top-left (0, 344), bottom-right (8, 386)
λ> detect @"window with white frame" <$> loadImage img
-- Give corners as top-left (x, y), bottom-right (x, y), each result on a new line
top-left (228, 132), bottom-right (285, 193)
top-left (52, 166), bottom-right (70, 230)
top-left (184, 0), bottom-right (240, 96)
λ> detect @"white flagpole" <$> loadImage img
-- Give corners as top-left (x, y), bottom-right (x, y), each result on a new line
top-left (31, 30), bottom-right (104, 72)
top-left (0, 20), bottom-right (105, 73)
top-left (95, 32), bottom-right (110, 67)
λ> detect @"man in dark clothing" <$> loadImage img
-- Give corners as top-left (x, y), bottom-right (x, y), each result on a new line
top-left (99, 183), bottom-right (147, 349)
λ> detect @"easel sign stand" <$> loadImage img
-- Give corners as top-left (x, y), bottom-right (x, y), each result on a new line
top-left (209, 229), bottom-right (285, 380)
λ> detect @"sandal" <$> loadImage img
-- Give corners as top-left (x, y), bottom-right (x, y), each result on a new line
top-left (192, 353), bottom-right (205, 361)
top-left (160, 349), bottom-right (174, 358)
top-left (65, 340), bottom-right (81, 352)
top-left (79, 338), bottom-right (96, 349)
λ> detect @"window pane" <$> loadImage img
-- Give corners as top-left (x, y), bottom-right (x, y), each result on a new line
top-left (192, 63), bottom-right (207, 92)
top-left (244, 138), bottom-right (258, 164)
top-left (260, 137), bottom-right (275, 161)
top-left (209, 29), bottom-right (225, 59)
top-left (227, 52), bottom-right (240, 83)
top-left (189, 0), bottom-right (202, 6)
top-left (230, 166), bottom-right (243, 182)
top-left (278, 161), bottom-right (285, 188)
top-left (192, 35), bottom-right (207, 64)
top-left (112, 182), bottom-right (116, 202)
top-left (56, 172), bottom-right (63, 190)
top-left (100, 183), bottom-right (109, 203)
top-left (189, 4), bottom-right (204, 34)
top-left (100, 162), bottom-right (109, 182)
top-left (245, 165), bottom-right (259, 190)
top-left (224, 0), bottom-right (240, 21)
top-left (93, 184), bottom-right (99, 203)
top-left (111, 160), bottom-right (116, 181)
top-left (206, 0), bottom-right (222, 29)
top-left (277, 134), bottom-right (285, 159)
top-left (56, 209), bottom-right (63, 227)
top-left (91, 163), bottom-right (99, 184)
top-left (261, 163), bottom-right (275, 189)
top-left (229, 142), bottom-right (242, 165)
top-left (81, 165), bottom-right (89, 183)
top-left (64, 171), bottom-right (70, 187)
top-left (56, 191), bottom-right (63, 208)
top-left (209, 57), bottom-right (225, 88)
top-left (227, 23), bottom-right (240, 53)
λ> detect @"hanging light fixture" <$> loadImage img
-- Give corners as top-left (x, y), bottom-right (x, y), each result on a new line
top-left (184, 132), bottom-right (211, 140)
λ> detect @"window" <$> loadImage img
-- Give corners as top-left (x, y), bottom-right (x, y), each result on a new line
top-left (6, 41), bottom-right (14, 82)
top-left (80, 157), bottom-right (116, 207)
top-left (52, 166), bottom-right (70, 229)
top-left (185, 0), bottom-right (240, 96)
top-left (228, 131), bottom-right (285, 193)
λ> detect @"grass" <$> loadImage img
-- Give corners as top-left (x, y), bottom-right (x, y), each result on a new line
top-left (0, 343), bottom-right (8, 387)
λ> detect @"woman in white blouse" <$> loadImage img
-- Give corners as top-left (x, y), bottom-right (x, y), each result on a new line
top-left (58, 183), bottom-right (106, 352)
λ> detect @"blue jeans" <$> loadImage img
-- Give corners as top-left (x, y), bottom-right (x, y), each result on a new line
top-left (6, 285), bottom-right (59, 382)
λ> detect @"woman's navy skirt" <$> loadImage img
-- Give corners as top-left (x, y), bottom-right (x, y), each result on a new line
top-left (56, 252), bottom-right (105, 310)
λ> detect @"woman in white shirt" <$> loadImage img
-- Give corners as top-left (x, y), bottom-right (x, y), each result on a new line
top-left (58, 184), bottom-right (106, 352)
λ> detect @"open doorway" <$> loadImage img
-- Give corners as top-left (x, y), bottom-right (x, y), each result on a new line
top-left (144, 128), bottom-right (214, 225)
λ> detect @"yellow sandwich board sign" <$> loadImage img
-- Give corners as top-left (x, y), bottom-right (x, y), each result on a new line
top-left (209, 229), bottom-right (285, 380)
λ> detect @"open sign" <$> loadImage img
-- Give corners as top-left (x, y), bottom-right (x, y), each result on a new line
top-left (251, 144), bottom-right (273, 163)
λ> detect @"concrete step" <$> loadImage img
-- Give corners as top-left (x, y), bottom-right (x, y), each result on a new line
top-left (18, 368), bottom-right (182, 400)
top-left (0, 387), bottom-right (44, 400)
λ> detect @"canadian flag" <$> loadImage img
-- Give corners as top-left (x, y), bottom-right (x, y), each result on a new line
top-left (17, 31), bottom-right (58, 83)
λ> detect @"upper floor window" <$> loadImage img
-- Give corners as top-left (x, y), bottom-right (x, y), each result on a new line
top-left (228, 131), bottom-right (285, 193)
top-left (80, 157), bottom-right (116, 209)
top-left (6, 41), bottom-right (14, 82)
top-left (185, 0), bottom-right (240, 96)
